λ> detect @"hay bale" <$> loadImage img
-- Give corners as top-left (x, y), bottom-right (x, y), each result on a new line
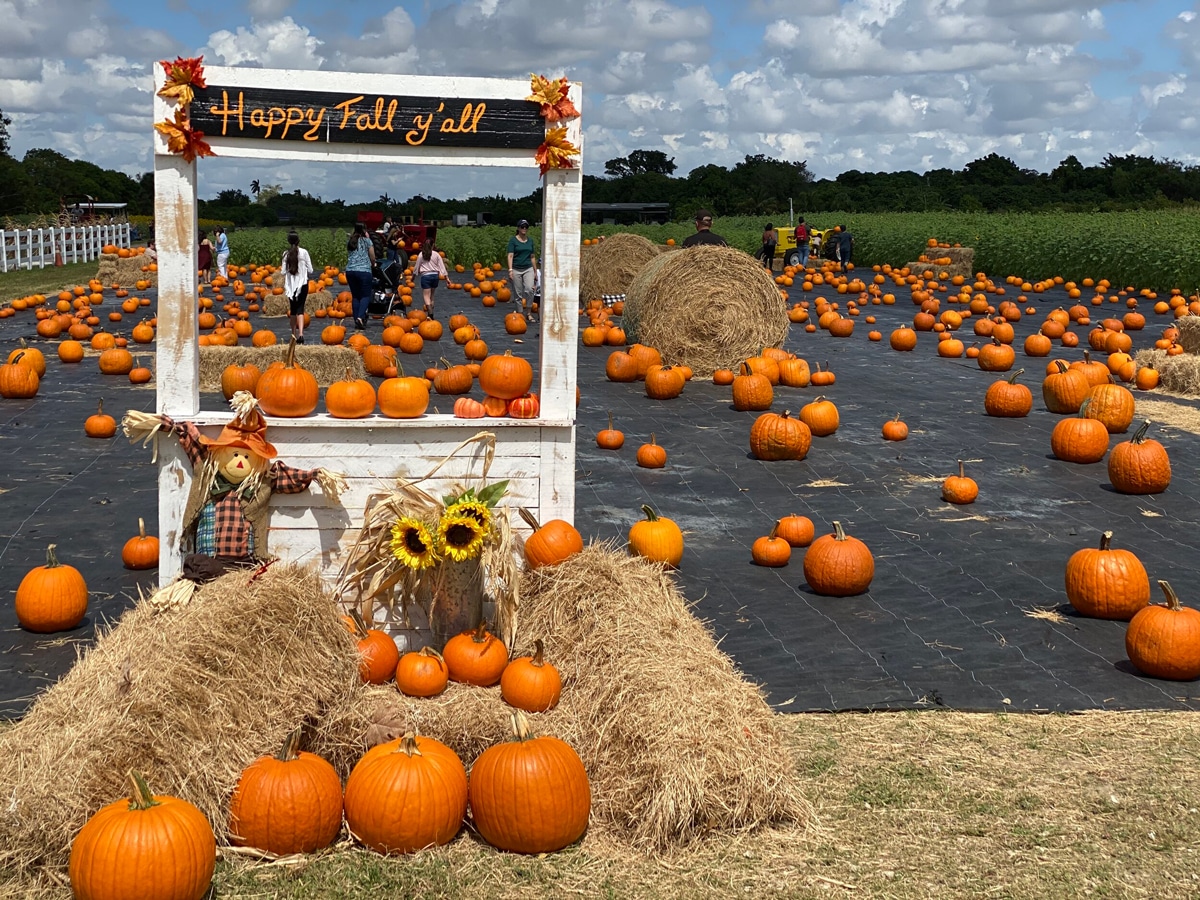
top-left (622, 245), bottom-right (788, 377)
top-left (579, 233), bottom-right (661, 303)
top-left (0, 563), bottom-right (360, 881)
top-left (314, 544), bottom-right (810, 848)
top-left (1176, 316), bottom-right (1200, 355)
top-left (199, 343), bottom-right (364, 390)
top-left (261, 289), bottom-right (335, 318)
top-left (95, 253), bottom-right (154, 288)
top-left (1135, 348), bottom-right (1200, 395)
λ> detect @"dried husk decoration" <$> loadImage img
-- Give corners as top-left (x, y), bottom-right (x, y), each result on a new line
top-left (334, 431), bottom-right (521, 649)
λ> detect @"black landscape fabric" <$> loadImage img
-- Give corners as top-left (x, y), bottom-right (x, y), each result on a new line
top-left (2, 282), bottom-right (1199, 715)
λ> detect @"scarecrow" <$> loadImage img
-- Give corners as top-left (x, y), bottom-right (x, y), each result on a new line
top-left (123, 391), bottom-right (346, 583)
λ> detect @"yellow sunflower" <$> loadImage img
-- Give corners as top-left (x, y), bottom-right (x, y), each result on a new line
top-left (446, 498), bottom-right (492, 535)
top-left (390, 516), bottom-right (439, 569)
top-left (437, 513), bottom-right (486, 562)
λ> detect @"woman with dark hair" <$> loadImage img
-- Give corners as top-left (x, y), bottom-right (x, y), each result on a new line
top-left (413, 238), bottom-right (449, 318)
top-left (197, 230), bottom-right (214, 284)
top-left (345, 222), bottom-right (376, 329)
top-left (281, 231), bottom-right (314, 343)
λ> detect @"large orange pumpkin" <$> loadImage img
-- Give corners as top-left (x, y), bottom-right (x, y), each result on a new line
top-left (468, 710), bottom-right (591, 854)
top-left (256, 339), bottom-right (319, 417)
top-left (228, 729), bottom-right (344, 856)
top-left (803, 521), bottom-right (874, 597)
top-left (442, 621), bottom-right (508, 686)
top-left (518, 507), bottom-right (584, 570)
top-left (15, 544), bottom-right (89, 632)
top-left (478, 350), bottom-right (533, 400)
top-left (69, 772), bottom-right (216, 900)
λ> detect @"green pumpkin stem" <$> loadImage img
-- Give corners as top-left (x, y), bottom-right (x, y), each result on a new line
top-left (1131, 420), bottom-right (1152, 444)
top-left (127, 771), bottom-right (159, 811)
top-left (1158, 580), bottom-right (1182, 611)
top-left (1098, 530), bottom-right (1113, 552)
top-left (832, 521), bottom-right (847, 542)
top-left (641, 504), bottom-right (659, 522)
top-left (44, 544), bottom-right (61, 569)
top-left (1007, 368), bottom-right (1024, 384)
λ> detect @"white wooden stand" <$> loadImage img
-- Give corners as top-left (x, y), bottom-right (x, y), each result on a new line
top-left (153, 66), bottom-right (581, 585)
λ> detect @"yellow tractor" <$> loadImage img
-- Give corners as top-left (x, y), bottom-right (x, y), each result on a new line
top-left (775, 225), bottom-right (837, 267)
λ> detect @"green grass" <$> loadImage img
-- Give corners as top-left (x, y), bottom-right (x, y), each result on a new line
top-left (0, 261), bottom-right (98, 305)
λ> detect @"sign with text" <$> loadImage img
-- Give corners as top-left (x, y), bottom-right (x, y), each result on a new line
top-left (190, 85), bottom-right (545, 149)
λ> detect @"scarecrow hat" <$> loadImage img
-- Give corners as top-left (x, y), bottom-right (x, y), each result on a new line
top-left (199, 390), bottom-right (277, 459)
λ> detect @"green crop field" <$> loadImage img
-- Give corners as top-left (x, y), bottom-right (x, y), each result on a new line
top-left (225, 210), bottom-right (1200, 293)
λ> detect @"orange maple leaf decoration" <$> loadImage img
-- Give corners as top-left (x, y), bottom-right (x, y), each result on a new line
top-left (157, 55), bottom-right (208, 109)
top-left (535, 126), bottom-right (579, 176)
top-left (154, 109), bottom-right (215, 163)
top-left (527, 74), bottom-right (579, 122)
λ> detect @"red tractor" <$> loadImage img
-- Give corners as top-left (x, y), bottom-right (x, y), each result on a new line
top-left (356, 211), bottom-right (438, 255)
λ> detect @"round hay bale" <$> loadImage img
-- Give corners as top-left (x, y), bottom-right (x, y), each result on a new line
top-left (579, 232), bottom-right (661, 303)
top-left (623, 245), bottom-right (788, 376)
top-left (261, 288), bottom-right (334, 318)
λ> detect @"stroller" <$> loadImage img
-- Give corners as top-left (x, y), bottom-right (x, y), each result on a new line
top-left (368, 258), bottom-right (403, 317)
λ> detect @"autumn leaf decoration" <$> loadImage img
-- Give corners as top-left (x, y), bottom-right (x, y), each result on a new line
top-left (155, 55), bottom-right (215, 162)
top-left (535, 127), bottom-right (579, 176)
top-left (527, 74), bottom-right (579, 122)
top-left (157, 56), bottom-right (207, 108)
top-left (154, 109), bottom-right (215, 164)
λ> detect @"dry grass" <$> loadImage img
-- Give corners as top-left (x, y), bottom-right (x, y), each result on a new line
top-left (577, 232), bottom-right (660, 302)
top-left (623, 245), bottom-right (789, 376)
top-left (6, 711), bottom-right (1181, 900)
top-left (1134, 348), bottom-right (1200, 396)
top-left (1176, 315), bottom-right (1200, 354)
top-left (199, 343), bottom-right (364, 390)
top-left (0, 563), bottom-right (360, 887)
top-left (94, 253), bottom-right (153, 288)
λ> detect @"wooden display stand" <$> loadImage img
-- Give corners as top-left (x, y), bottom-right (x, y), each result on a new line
top-left (152, 66), bottom-right (582, 583)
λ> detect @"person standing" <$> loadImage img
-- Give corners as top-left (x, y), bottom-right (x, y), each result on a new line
top-left (794, 217), bottom-right (810, 269)
top-left (759, 222), bottom-right (778, 270)
top-left (414, 238), bottom-right (449, 318)
top-left (345, 222), bottom-right (376, 330)
top-left (836, 225), bottom-right (854, 272)
top-left (197, 230), bottom-right (214, 284)
top-left (214, 226), bottom-right (230, 280)
top-left (681, 209), bottom-right (728, 247)
top-left (507, 219), bottom-right (540, 318)
top-left (281, 231), bottom-right (314, 344)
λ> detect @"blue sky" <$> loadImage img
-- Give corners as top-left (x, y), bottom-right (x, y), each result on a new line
top-left (2, 0), bottom-right (1198, 206)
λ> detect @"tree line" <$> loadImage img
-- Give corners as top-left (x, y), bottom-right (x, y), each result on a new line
top-left (3, 103), bottom-right (1200, 225)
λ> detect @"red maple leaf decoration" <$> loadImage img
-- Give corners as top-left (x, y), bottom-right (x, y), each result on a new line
top-left (157, 55), bottom-right (207, 108)
top-left (154, 109), bottom-right (216, 163)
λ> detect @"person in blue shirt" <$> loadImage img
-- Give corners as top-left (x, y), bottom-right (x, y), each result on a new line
top-left (345, 222), bottom-right (376, 329)
top-left (214, 227), bottom-right (230, 280)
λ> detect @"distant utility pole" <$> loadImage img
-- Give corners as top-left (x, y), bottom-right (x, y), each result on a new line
top-left (789, 198), bottom-right (794, 227)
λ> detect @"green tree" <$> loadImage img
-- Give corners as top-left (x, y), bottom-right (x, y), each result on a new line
top-left (0, 105), bottom-right (11, 158)
top-left (604, 149), bottom-right (677, 177)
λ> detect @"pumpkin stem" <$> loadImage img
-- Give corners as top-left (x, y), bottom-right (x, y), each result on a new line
top-left (1131, 420), bottom-right (1151, 444)
top-left (649, 432), bottom-right (658, 446)
top-left (518, 506), bottom-right (541, 532)
top-left (419, 646), bottom-right (445, 662)
top-left (768, 523), bottom-right (780, 541)
top-left (275, 727), bottom-right (303, 762)
top-left (1098, 530), bottom-right (1113, 552)
top-left (606, 410), bottom-right (614, 432)
top-left (1007, 368), bottom-right (1024, 384)
top-left (347, 607), bottom-right (370, 639)
top-left (399, 732), bottom-right (423, 757)
top-left (832, 520), bottom-right (847, 541)
top-left (96, 399), bottom-right (104, 416)
top-left (1053, 360), bottom-right (1068, 373)
top-left (511, 709), bottom-right (533, 742)
top-left (1158, 580), bottom-right (1182, 612)
top-left (138, 518), bottom-right (146, 540)
top-left (471, 620), bottom-right (490, 643)
top-left (126, 771), bottom-right (159, 811)
top-left (957, 460), bottom-right (966, 479)
top-left (44, 544), bottom-right (61, 569)
top-left (531, 638), bottom-right (545, 667)
top-left (641, 504), bottom-right (659, 522)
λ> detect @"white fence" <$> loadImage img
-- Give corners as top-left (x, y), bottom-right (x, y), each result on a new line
top-left (0, 224), bottom-right (132, 273)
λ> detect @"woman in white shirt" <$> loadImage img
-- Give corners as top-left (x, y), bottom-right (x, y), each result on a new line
top-left (413, 238), bottom-right (449, 318)
top-left (281, 231), bottom-right (315, 343)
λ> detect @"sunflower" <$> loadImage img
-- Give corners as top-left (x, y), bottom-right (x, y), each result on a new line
top-left (446, 498), bottom-right (492, 535)
top-left (437, 513), bottom-right (486, 562)
top-left (390, 516), bottom-right (438, 569)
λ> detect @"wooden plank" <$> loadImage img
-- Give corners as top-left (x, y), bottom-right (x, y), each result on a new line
top-left (182, 412), bottom-right (573, 430)
top-left (270, 479), bottom-right (539, 515)
top-left (537, 424), bottom-right (576, 525)
top-left (181, 421), bottom-right (552, 456)
top-left (157, 447), bottom-right (191, 581)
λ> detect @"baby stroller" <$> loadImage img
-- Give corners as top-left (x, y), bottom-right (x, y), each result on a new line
top-left (368, 258), bottom-right (403, 317)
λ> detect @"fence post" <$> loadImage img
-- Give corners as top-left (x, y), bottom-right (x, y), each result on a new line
top-left (37, 228), bottom-right (45, 269)
top-left (0, 229), bottom-right (7, 274)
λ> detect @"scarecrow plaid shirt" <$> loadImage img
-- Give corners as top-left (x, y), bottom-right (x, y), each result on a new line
top-left (163, 417), bottom-right (318, 559)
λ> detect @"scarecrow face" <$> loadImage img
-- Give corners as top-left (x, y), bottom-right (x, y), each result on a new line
top-left (213, 446), bottom-right (260, 483)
